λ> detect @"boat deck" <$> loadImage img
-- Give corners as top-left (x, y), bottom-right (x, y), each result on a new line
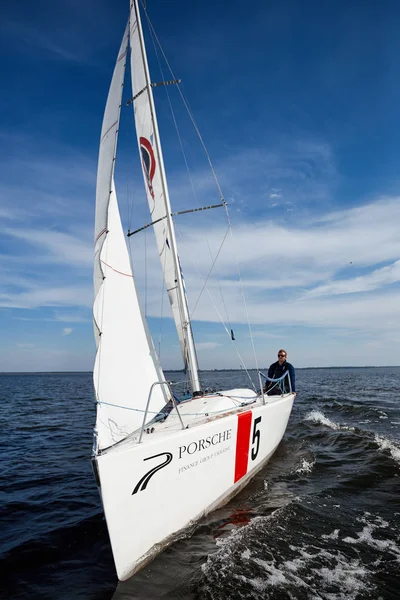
top-left (156, 388), bottom-right (258, 431)
top-left (105, 388), bottom-right (292, 454)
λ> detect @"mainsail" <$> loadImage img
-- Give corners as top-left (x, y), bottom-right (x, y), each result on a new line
top-left (93, 26), bottom-right (166, 451)
top-left (129, 1), bottom-right (201, 392)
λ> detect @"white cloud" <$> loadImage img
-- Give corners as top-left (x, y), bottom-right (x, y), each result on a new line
top-left (0, 346), bottom-right (93, 372)
top-left (1, 189), bottom-right (398, 344)
top-left (128, 196), bottom-right (400, 346)
top-left (53, 312), bottom-right (90, 323)
top-left (0, 123), bottom-right (398, 368)
top-left (0, 284), bottom-right (92, 309)
top-left (164, 137), bottom-right (337, 215)
top-left (306, 260), bottom-right (400, 298)
top-left (4, 227), bottom-right (92, 268)
top-left (195, 342), bottom-right (221, 350)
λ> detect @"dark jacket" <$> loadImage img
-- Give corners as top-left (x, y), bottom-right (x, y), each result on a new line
top-left (266, 360), bottom-right (296, 393)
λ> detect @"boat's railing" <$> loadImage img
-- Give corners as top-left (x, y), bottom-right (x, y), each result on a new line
top-left (138, 381), bottom-right (185, 443)
top-left (258, 370), bottom-right (292, 396)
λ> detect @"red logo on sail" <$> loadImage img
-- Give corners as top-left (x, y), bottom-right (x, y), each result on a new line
top-left (140, 136), bottom-right (156, 198)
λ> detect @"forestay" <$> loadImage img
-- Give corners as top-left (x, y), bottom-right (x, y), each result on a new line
top-left (93, 27), bottom-right (166, 451)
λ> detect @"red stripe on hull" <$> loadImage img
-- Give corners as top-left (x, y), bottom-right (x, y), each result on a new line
top-left (234, 411), bottom-right (252, 483)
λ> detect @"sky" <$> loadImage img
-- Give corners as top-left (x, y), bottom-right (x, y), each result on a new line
top-left (1, 0), bottom-right (400, 372)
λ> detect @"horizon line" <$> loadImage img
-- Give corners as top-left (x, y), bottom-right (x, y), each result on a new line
top-left (1, 365), bottom-right (399, 375)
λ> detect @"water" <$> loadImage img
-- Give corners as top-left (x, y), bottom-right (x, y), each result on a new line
top-left (1, 368), bottom-right (399, 599)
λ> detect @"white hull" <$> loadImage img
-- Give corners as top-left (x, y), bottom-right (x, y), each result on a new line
top-left (94, 391), bottom-right (294, 581)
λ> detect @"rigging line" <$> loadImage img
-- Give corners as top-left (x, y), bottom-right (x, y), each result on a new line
top-left (126, 184), bottom-right (141, 310)
top-left (147, 25), bottom-right (198, 205)
top-left (206, 238), bottom-right (232, 334)
top-left (97, 398), bottom-right (259, 416)
top-left (127, 159), bottom-right (136, 233)
top-left (126, 181), bottom-right (131, 233)
top-left (223, 202), bottom-right (262, 392)
top-left (144, 228), bottom-right (148, 314)
top-left (190, 224), bottom-right (230, 317)
top-left (141, 6), bottom-right (225, 204)
top-left (203, 237), bottom-right (248, 380)
top-left (141, 7), bottom-right (253, 389)
top-left (123, 145), bottom-right (135, 234)
top-left (175, 225), bottom-right (256, 391)
top-left (100, 259), bottom-right (133, 278)
top-left (157, 237), bottom-right (168, 361)
top-left (203, 245), bottom-right (255, 390)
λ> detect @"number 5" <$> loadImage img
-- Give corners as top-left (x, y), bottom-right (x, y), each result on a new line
top-left (251, 416), bottom-right (262, 460)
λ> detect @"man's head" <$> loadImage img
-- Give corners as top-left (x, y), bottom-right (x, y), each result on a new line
top-left (277, 349), bottom-right (287, 364)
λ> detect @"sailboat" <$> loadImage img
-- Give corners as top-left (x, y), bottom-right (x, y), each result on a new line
top-left (92, 0), bottom-right (295, 582)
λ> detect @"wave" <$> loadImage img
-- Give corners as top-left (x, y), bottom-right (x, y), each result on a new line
top-left (321, 528), bottom-right (340, 540)
top-left (339, 513), bottom-right (400, 561)
top-left (303, 398), bottom-right (393, 429)
top-left (304, 410), bottom-right (400, 468)
top-left (294, 456), bottom-right (316, 475)
top-left (201, 505), bottom-right (377, 600)
top-left (304, 410), bottom-right (355, 431)
top-left (374, 434), bottom-right (400, 465)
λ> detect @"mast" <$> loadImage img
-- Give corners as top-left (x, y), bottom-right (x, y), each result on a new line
top-left (129, 0), bottom-right (202, 394)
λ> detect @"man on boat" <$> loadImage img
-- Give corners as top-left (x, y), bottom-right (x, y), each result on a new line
top-left (264, 349), bottom-right (296, 396)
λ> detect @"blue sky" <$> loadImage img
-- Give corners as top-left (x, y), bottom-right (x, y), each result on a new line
top-left (1, 0), bottom-right (399, 372)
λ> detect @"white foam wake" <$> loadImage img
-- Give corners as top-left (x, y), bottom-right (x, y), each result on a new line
top-left (295, 456), bottom-right (316, 474)
top-left (374, 434), bottom-right (400, 464)
top-left (322, 528), bottom-right (340, 540)
top-left (202, 510), bottom-right (374, 599)
top-left (343, 514), bottom-right (400, 561)
top-left (305, 410), bottom-right (354, 431)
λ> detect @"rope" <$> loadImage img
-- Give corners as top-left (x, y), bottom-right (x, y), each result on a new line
top-left (259, 371), bottom-right (288, 382)
top-left (144, 229), bottom-right (148, 313)
top-left (259, 370), bottom-right (291, 394)
top-left (157, 235), bottom-right (168, 360)
top-left (224, 202), bottom-right (262, 392)
top-left (190, 225), bottom-right (230, 317)
top-left (97, 396), bottom-right (259, 417)
top-left (174, 226), bottom-right (256, 392)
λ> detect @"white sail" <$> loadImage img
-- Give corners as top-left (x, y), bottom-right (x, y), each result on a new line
top-left (94, 26), bottom-right (128, 301)
top-left (129, 3), bottom-right (200, 388)
top-left (93, 27), bottom-right (167, 451)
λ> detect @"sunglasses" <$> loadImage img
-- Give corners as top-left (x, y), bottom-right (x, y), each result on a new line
top-left (278, 354), bottom-right (286, 357)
